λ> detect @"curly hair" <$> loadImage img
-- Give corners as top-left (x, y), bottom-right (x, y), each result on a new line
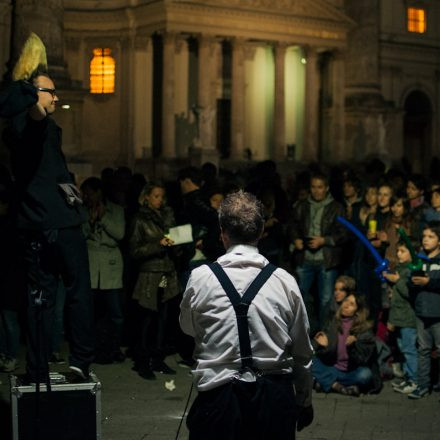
top-left (219, 190), bottom-right (264, 245)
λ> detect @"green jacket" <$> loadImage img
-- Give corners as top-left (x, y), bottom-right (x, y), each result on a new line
top-left (82, 201), bottom-right (125, 290)
top-left (389, 264), bottom-right (416, 328)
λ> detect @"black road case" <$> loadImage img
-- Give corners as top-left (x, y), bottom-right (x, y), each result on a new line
top-left (10, 372), bottom-right (101, 440)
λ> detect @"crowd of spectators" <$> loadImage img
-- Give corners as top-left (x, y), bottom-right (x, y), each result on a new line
top-left (0, 157), bottom-right (439, 399)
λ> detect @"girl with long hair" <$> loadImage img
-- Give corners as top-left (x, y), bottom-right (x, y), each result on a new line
top-left (312, 293), bottom-right (379, 396)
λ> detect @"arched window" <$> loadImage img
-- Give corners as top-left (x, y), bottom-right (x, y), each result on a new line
top-left (90, 48), bottom-right (115, 94)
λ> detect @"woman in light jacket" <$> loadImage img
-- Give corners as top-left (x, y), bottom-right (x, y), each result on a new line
top-left (81, 177), bottom-right (125, 363)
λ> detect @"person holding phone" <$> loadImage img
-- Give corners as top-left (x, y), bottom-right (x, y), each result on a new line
top-left (407, 221), bottom-right (440, 399)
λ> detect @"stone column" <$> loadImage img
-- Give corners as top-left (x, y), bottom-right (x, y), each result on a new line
top-left (119, 35), bottom-right (135, 166)
top-left (344, 0), bottom-right (391, 161)
top-left (0, 0), bottom-right (11, 79)
top-left (345, 0), bottom-right (380, 95)
top-left (326, 50), bottom-right (346, 162)
top-left (197, 34), bottom-right (218, 164)
top-left (303, 46), bottom-right (319, 162)
top-left (133, 35), bottom-right (153, 161)
top-left (230, 37), bottom-right (245, 160)
top-left (273, 43), bottom-right (286, 161)
top-left (162, 31), bottom-right (176, 159)
top-left (12, 0), bottom-right (70, 86)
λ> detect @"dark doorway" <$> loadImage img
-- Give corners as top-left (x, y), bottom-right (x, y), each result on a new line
top-left (403, 90), bottom-right (432, 173)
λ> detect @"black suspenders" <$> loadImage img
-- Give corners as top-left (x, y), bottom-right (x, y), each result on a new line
top-left (208, 262), bottom-right (277, 374)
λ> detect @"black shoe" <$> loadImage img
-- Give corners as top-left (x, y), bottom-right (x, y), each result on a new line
top-left (151, 361), bottom-right (176, 375)
top-left (137, 367), bottom-right (156, 380)
top-left (313, 380), bottom-right (323, 393)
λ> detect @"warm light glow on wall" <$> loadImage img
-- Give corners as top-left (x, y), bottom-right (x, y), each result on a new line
top-left (90, 48), bottom-right (115, 94)
top-left (407, 8), bottom-right (426, 33)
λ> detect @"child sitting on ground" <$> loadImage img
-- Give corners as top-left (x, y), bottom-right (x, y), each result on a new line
top-left (312, 293), bottom-right (378, 396)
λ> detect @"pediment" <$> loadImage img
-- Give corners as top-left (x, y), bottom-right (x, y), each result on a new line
top-left (172, 0), bottom-right (354, 26)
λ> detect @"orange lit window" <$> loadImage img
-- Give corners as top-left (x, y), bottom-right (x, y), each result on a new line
top-left (407, 7), bottom-right (426, 33)
top-left (90, 48), bottom-right (115, 94)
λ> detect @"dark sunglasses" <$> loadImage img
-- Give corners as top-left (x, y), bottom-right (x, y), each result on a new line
top-left (37, 87), bottom-right (57, 98)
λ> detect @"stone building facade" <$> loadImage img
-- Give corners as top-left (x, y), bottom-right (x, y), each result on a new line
top-left (0, 0), bottom-right (439, 180)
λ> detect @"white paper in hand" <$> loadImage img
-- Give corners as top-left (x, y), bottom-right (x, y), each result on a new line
top-left (167, 224), bottom-right (193, 245)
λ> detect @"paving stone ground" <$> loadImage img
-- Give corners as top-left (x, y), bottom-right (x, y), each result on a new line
top-left (1, 353), bottom-right (439, 440)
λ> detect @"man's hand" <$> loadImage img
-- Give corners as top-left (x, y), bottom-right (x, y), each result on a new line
top-left (294, 239), bottom-right (304, 250)
top-left (297, 405), bottom-right (314, 431)
top-left (308, 236), bottom-right (325, 249)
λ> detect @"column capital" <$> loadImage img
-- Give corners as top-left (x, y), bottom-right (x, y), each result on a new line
top-left (134, 34), bottom-right (151, 50)
top-left (162, 31), bottom-right (177, 45)
top-left (175, 35), bottom-right (187, 54)
top-left (274, 41), bottom-right (289, 52)
top-left (303, 45), bottom-right (318, 58)
top-left (231, 36), bottom-right (246, 49)
top-left (243, 43), bottom-right (258, 62)
top-left (197, 33), bottom-right (216, 45)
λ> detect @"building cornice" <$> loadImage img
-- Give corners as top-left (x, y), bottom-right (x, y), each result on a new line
top-left (64, 0), bottom-right (352, 47)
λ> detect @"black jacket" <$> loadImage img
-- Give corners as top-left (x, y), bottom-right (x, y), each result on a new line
top-left (0, 81), bottom-right (84, 230)
top-left (288, 197), bottom-right (346, 269)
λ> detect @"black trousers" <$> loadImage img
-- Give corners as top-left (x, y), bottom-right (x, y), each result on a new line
top-left (134, 291), bottom-right (168, 366)
top-left (187, 375), bottom-right (297, 440)
top-left (21, 227), bottom-right (95, 379)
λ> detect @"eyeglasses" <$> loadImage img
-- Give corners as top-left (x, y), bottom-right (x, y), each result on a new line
top-left (37, 87), bottom-right (57, 98)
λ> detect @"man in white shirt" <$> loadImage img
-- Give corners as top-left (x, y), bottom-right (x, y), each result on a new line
top-left (180, 190), bottom-right (314, 440)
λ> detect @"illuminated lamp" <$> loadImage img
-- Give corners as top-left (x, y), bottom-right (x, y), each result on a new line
top-left (90, 48), bottom-right (115, 94)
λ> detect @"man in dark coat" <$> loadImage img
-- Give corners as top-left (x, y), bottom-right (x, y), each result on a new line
top-left (0, 70), bottom-right (94, 382)
top-left (288, 171), bottom-right (346, 332)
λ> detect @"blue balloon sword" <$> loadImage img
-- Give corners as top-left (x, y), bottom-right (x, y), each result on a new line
top-left (337, 216), bottom-right (389, 281)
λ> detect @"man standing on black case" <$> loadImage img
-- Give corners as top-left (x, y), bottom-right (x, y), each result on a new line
top-left (180, 190), bottom-right (314, 439)
top-left (0, 33), bottom-right (94, 382)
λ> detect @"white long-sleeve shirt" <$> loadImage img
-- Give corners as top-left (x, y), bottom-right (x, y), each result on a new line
top-left (179, 244), bottom-right (313, 406)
